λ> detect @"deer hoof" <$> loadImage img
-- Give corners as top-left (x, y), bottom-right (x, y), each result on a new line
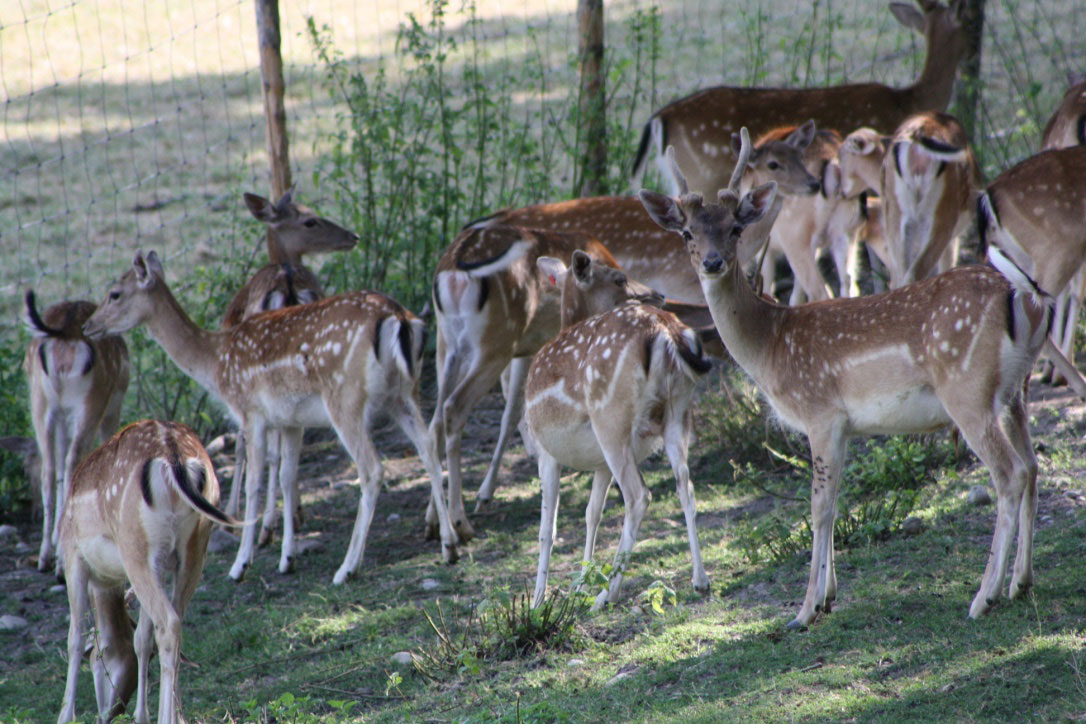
top-left (228, 562), bottom-right (248, 582)
top-left (257, 527), bottom-right (274, 549)
top-left (443, 544), bottom-right (459, 565)
top-left (453, 519), bottom-right (475, 543)
top-left (278, 556), bottom-right (294, 575)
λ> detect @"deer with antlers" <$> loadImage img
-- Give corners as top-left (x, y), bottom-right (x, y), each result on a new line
top-left (632, 1), bottom-right (967, 198)
top-left (22, 291), bottom-right (130, 574)
top-left (221, 191), bottom-right (359, 550)
top-left (525, 250), bottom-right (712, 609)
top-left (84, 251), bottom-right (459, 585)
top-left (56, 420), bottom-right (237, 724)
top-left (640, 130), bottom-right (1063, 628)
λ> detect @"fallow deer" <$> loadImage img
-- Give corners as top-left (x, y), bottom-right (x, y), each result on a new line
top-left (526, 250), bottom-right (710, 609)
top-left (1036, 77), bottom-right (1086, 384)
top-left (632, 1), bottom-right (968, 198)
top-left (57, 419), bottom-right (236, 724)
top-left (429, 225), bottom-right (630, 537)
top-left (641, 131), bottom-right (1059, 628)
top-left (83, 251), bottom-right (459, 585)
top-left (23, 290), bottom-right (129, 574)
top-left (880, 111), bottom-right (980, 287)
top-left (222, 191), bottom-right (359, 558)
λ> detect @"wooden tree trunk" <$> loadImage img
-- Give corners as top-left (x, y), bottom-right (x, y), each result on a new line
top-left (577, 0), bottom-right (606, 197)
top-left (254, 0), bottom-right (292, 198)
top-left (953, 0), bottom-right (986, 147)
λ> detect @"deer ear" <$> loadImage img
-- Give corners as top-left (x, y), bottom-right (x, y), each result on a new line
top-left (639, 190), bottom-right (686, 232)
top-left (787, 120), bottom-right (817, 151)
top-left (536, 256), bottom-right (568, 287)
top-left (571, 250), bottom-right (593, 285)
top-left (132, 252), bottom-right (153, 288)
top-left (737, 182), bottom-right (777, 225)
top-left (889, 2), bottom-right (924, 32)
top-left (274, 188), bottom-right (296, 217)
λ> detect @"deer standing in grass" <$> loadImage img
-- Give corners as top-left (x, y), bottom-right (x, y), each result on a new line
top-left (429, 225), bottom-right (628, 537)
top-left (23, 290), bottom-right (129, 574)
top-left (525, 251), bottom-right (711, 609)
top-left (1034, 77), bottom-right (1086, 384)
top-left (57, 420), bottom-right (236, 724)
top-left (977, 145), bottom-right (1086, 391)
top-left (880, 111), bottom-right (980, 287)
top-left (84, 251), bottom-right (458, 585)
top-left (640, 131), bottom-right (1058, 628)
top-left (632, 0), bottom-right (968, 197)
top-left (222, 191), bottom-right (359, 549)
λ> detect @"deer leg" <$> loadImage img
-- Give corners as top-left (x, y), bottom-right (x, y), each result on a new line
top-left (532, 452), bottom-right (561, 608)
top-left (580, 469), bottom-right (613, 588)
top-left (1004, 395), bottom-right (1038, 600)
top-left (58, 555), bottom-right (89, 724)
top-left (790, 422), bottom-right (847, 629)
top-left (89, 584), bottom-right (136, 722)
top-left (34, 406), bottom-right (58, 573)
top-left (596, 446), bottom-right (651, 610)
top-left (131, 607), bottom-right (153, 724)
top-left (425, 329), bottom-right (456, 539)
top-left (952, 408), bottom-right (1029, 618)
top-left (396, 397), bottom-right (459, 564)
top-left (332, 420), bottom-right (384, 585)
top-left (224, 431), bottom-right (245, 519)
top-left (259, 430), bottom-right (282, 548)
top-left (476, 356), bottom-right (531, 510)
top-left (276, 428), bottom-right (303, 574)
top-left (229, 420), bottom-right (267, 581)
top-left (665, 412), bottom-right (709, 595)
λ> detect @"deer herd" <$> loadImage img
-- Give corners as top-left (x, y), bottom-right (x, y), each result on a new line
top-left (11, 1), bottom-right (1086, 721)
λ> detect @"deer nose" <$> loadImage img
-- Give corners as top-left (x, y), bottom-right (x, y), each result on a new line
top-left (702, 253), bottom-right (724, 274)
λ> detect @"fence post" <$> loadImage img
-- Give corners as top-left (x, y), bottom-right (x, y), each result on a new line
top-left (577, 0), bottom-right (606, 197)
top-left (254, 0), bottom-right (292, 198)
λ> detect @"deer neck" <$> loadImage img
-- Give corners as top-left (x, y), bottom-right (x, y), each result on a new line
top-left (144, 284), bottom-right (225, 393)
top-left (266, 227), bottom-right (299, 266)
top-left (700, 262), bottom-right (780, 378)
top-left (905, 33), bottom-right (961, 112)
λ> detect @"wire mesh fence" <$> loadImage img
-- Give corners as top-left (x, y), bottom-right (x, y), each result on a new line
top-left (2, 0), bottom-right (1083, 331)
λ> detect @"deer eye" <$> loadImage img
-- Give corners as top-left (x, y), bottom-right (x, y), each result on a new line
top-left (109, 290), bottom-right (121, 301)
top-left (304, 219), bottom-right (318, 228)
top-left (614, 276), bottom-right (626, 287)
top-left (681, 229), bottom-right (693, 241)
top-left (730, 225), bottom-right (743, 238)
top-left (767, 161), bottom-right (780, 170)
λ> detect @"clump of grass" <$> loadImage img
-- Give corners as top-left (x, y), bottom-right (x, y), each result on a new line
top-left (413, 590), bottom-right (587, 679)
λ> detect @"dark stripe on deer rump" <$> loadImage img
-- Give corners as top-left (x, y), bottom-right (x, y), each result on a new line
top-left (477, 277), bottom-right (489, 311)
top-left (397, 317), bottom-right (415, 378)
top-left (455, 244), bottom-right (515, 272)
top-left (1006, 291), bottom-right (1016, 344)
top-left (373, 317), bottom-right (384, 361)
top-left (859, 192), bottom-right (869, 221)
top-left (642, 335), bottom-right (655, 375)
top-left (631, 115), bottom-right (658, 178)
top-left (1078, 116), bottom-right (1086, 146)
top-left (177, 460), bottom-right (232, 525)
top-left (140, 458), bottom-right (155, 507)
top-left (80, 341), bottom-right (96, 377)
top-left (675, 333), bottom-right (713, 375)
top-left (936, 161), bottom-right (947, 178)
top-left (918, 135), bottom-right (961, 156)
top-left (976, 192), bottom-right (1000, 258)
top-left (38, 343), bottom-right (50, 376)
top-left (892, 142), bottom-right (904, 178)
top-left (433, 279), bottom-right (444, 314)
top-left (460, 209), bottom-right (505, 231)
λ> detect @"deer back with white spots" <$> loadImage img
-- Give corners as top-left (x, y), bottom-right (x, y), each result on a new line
top-left (525, 250), bottom-right (710, 609)
top-left (83, 251), bottom-right (459, 587)
top-left (880, 111), bottom-right (980, 287)
top-left (640, 128), bottom-right (1061, 628)
top-left (631, 1), bottom-right (968, 199)
top-left (429, 224), bottom-right (640, 537)
top-left (22, 290), bottom-right (130, 575)
top-left (57, 419), bottom-right (237, 724)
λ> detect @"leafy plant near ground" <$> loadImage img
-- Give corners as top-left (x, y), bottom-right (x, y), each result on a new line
top-left (413, 589), bottom-right (587, 679)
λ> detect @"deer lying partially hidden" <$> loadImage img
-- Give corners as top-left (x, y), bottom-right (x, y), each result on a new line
top-left (84, 252), bottom-right (458, 585)
top-left (23, 290), bottom-right (129, 574)
top-left (57, 419), bottom-right (237, 724)
top-left (526, 250), bottom-right (712, 609)
top-left (641, 131), bottom-right (1065, 628)
top-left (222, 191), bottom-right (359, 550)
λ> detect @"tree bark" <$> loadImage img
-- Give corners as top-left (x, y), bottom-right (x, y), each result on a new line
top-left (953, 0), bottom-right (986, 145)
top-left (254, 0), bottom-right (292, 198)
top-left (577, 0), bottom-right (606, 197)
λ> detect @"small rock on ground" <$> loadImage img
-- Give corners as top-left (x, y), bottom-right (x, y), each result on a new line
top-left (421, 578), bottom-right (440, 591)
top-left (967, 485), bottom-right (992, 506)
top-left (390, 651), bottom-right (413, 665)
top-left (0, 615), bottom-right (29, 632)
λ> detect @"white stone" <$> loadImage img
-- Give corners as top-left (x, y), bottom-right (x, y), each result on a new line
top-left (390, 651), bottom-right (413, 666)
top-left (421, 578), bottom-right (441, 591)
top-left (387, 513), bottom-right (402, 523)
top-left (0, 614), bottom-right (29, 632)
top-left (967, 485), bottom-right (992, 506)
